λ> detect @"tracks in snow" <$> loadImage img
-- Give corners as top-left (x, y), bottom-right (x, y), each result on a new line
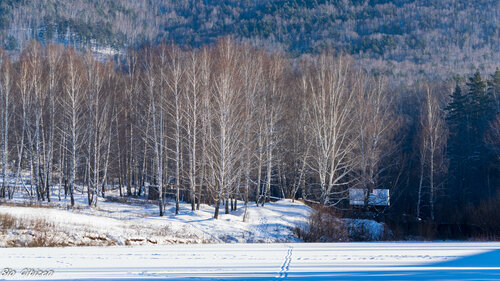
top-left (277, 245), bottom-right (293, 279)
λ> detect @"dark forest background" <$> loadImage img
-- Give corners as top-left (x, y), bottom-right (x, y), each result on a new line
top-left (0, 0), bottom-right (499, 80)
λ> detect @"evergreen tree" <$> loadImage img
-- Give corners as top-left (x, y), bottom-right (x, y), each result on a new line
top-left (446, 84), bottom-right (467, 129)
top-left (446, 72), bottom-right (496, 208)
top-left (467, 72), bottom-right (494, 202)
top-left (485, 69), bottom-right (500, 198)
top-left (446, 84), bottom-right (469, 159)
top-left (467, 71), bottom-right (494, 135)
top-left (487, 67), bottom-right (500, 113)
top-left (445, 84), bottom-right (470, 208)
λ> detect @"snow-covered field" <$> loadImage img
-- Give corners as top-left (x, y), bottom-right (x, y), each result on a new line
top-left (1, 242), bottom-right (500, 280)
top-left (1, 190), bottom-right (498, 280)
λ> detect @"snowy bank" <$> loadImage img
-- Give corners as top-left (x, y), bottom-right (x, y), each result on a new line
top-left (0, 195), bottom-right (311, 247)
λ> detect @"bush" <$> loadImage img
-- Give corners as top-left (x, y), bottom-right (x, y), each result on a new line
top-left (465, 192), bottom-right (500, 239)
top-left (295, 207), bottom-right (349, 242)
top-left (295, 206), bottom-right (392, 242)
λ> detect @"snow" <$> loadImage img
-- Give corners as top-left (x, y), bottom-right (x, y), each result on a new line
top-left (0, 189), bottom-right (311, 246)
top-left (2, 189), bottom-right (499, 280)
top-left (1, 242), bottom-right (500, 280)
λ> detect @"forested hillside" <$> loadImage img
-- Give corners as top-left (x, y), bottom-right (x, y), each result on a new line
top-left (0, 0), bottom-right (499, 79)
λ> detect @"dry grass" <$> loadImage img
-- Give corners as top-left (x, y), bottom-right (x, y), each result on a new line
top-left (1, 213), bottom-right (66, 247)
top-left (0, 201), bottom-right (54, 209)
top-left (1, 209), bottom-right (196, 247)
top-left (0, 213), bottom-right (112, 247)
top-left (1, 200), bottom-right (88, 214)
top-left (65, 204), bottom-right (86, 210)
top-left (104, 195), bottom-right (155, 206)
top-left (5, 232), bottom-right (70, 247)
top-left (0, 213), bottom-right (17, 230)
top-left (0, 213), bottom-right (54, 231)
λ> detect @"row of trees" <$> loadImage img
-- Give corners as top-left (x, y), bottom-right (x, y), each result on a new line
top-left (0, 39), bottom-right (498, 226)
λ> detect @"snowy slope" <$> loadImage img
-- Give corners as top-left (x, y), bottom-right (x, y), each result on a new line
top-left (1, 242), bottom-right (500, 280)
top-left (0, 191), bottom-right (310, 246)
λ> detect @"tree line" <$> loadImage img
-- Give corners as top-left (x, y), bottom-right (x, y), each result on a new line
top-left (0, 39), bottom-right (498, 231)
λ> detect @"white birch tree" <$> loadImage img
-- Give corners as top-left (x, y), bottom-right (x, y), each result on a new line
top-left (304, 54), bottom-right (357, 205)
top-left (417, 85), bottom-right (448, 220)
top-left (208, 39), bottom-right (244, 219)
top-left (61, 48), bottom-right (86, 207)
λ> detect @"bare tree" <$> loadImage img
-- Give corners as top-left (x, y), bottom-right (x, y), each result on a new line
top-left (239, 46), bottom-right (263, 220)
top-left (60, 48), bottom-right (86, 207)
top-left (183, 50), bottom-right (202, 212)
top-left (0, 51), bottom-right (12, 199)
top-left (208, 39), bottom-right (244, 219)
top-left (161, 45), bottom-right (184, 215)
top-left (260, 53), bottom-right (285, 206)
top-left (123, 50), bottom-right (142, 197)
top-left (12, 53), bottom-right (31, 199)
top-left (43, 44), bottom-right (63, 202)
top-left (417, 85), bottom-right (448, 220)
top-left (84, 53), bottom-right (113, 207)
top-left (303, 54), bottom-right (358, 205)
top-left (198, 47), bottom-right (212, 211)
top-left (142, 47), bottom-right (166, 216)
top-left (353, 77), bottom-right (400, 208)
top-left (283, 68), bottom-right (310, 201)
top-left (24, 42), bottom-right (46, 201)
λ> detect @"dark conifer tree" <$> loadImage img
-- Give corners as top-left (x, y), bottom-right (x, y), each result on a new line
top-left (446, 72), bottom-right (496, 208)
top-left (466, 72), bottom-right (495, 203)
top-left (487, 68), bottom-right (500, 113)
top-left (446, 84), bottom-right (469, 208)
top-left (467, 72), bottom-right (494, 135)
top-left (485, 69), bottom-right (500, 198)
